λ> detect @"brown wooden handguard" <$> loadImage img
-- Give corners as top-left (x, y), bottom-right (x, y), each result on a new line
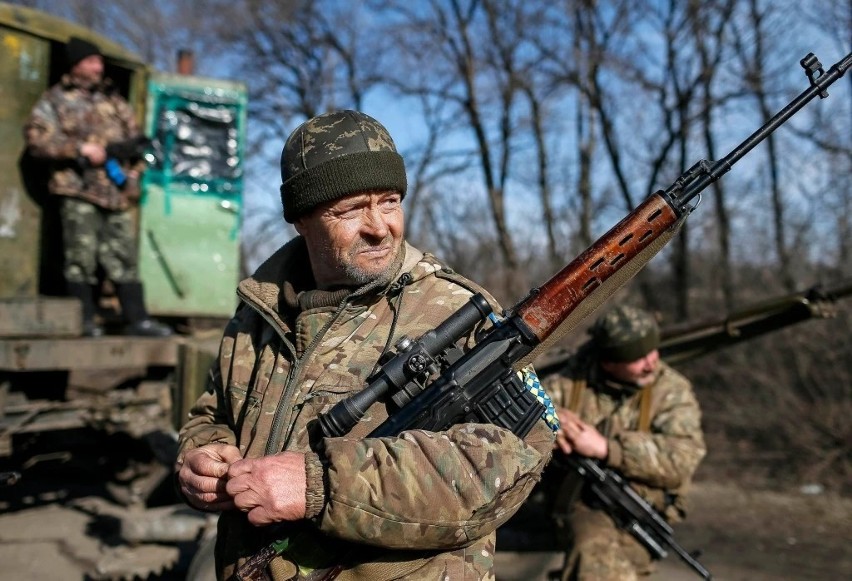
top-left (516, 193), bottom-right (679, 342)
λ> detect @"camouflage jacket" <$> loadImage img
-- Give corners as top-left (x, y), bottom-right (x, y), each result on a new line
top-left (543, 348), bottom-right (705, 520)
top-left (178, 239), bottom-right (554, 580)
top-left (24, 75), bottom-right (142, 210)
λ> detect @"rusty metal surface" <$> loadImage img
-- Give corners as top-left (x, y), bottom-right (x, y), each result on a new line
top-left (0, 336), bottom-right (182, 371)
top-left (0, 298), bottom-right (82, 337)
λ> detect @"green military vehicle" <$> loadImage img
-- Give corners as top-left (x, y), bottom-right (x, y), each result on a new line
top-left (0, 4), bottom-right (247, 578)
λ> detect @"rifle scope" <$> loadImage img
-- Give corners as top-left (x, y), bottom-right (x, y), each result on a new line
top-left (317, 293), bottom-right (493, 438)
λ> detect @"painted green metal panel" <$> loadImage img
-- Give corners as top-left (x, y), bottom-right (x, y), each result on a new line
top-left (0, 29), bottom-right (49, 298)
top-left (138, 74), bottom-right (247, 317)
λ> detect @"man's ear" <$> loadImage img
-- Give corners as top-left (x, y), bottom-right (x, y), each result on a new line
top-left (293, 216), bottom-right (306, 236)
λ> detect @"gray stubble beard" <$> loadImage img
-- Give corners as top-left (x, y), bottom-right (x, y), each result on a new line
top-left (341, 236), bottom-right (401, 287)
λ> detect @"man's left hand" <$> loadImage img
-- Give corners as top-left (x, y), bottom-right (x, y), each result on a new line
top-left (226, 451), bottom-right (308, 526)
top-left (555, 408), bottom-right (608, 459)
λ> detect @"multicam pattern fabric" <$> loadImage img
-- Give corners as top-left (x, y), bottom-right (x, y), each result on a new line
top-left (24, 75), bottom-right (142, 211)
top-left (560, 502), bottom-right (654, 581)
top-left (178, 239), bottom-right (555, 580)
top-left (543, 350), bottom-right (705, 580)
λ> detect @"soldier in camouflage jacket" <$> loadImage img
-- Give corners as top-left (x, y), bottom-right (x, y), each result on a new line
top-left (176, 110), bottom-right (555, 580)
top-left (24, 36), bottom-right (170, 337)
top-left (542, 305), bottom-right (706, 581)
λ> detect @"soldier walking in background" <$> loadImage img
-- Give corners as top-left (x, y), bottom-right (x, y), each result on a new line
top-left (543, 305), bottom-right (706, 580)
top-left (24, 36), bottom-right (172, 337)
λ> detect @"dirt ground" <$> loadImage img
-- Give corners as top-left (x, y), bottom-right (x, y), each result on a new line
top-left (496, 479), bottom-right (852, 581)
top-left (1, 476), bottom-right (850, 581)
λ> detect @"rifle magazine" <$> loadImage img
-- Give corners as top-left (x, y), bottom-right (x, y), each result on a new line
top-left (467, 371), bottom-right (545, 438)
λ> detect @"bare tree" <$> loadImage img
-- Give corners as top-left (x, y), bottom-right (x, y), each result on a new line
top-left (689, 0), bottom-right (738, 310)
top-left (731, 0), bottom-right (797, 291)
top-left (193, 0), bottom-right (388, 266)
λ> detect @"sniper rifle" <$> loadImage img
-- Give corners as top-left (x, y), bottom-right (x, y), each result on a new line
top-left (236, 51), bottom-right (851, 581)
top-left (318, 51), bottom-right (852, 442)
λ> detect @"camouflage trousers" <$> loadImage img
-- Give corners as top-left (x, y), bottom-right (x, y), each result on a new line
top-left (557, 502), bottom-right (654, 581)
top-left (59, 197), bottom-right (139, 285)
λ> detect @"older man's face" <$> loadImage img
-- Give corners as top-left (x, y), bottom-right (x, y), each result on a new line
top-left (600, 349), bottom-right (660, 386)
top-left (295, 190), bottom-right (404, 289)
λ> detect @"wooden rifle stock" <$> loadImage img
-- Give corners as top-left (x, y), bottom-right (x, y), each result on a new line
top-left (512, 194), bottom-right (682, 369)
top-left (517, 194), bottom-right (678, 341)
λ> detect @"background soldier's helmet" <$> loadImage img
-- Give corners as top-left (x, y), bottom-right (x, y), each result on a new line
top-left (589, 305), bottom-right (660, 363)
top-left (279, 110), bottom-right (407, 223)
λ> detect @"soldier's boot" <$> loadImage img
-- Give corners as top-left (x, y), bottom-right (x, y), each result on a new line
top-left (66, 281), bottom-right (105, 337)
top-left (115, 282), bottom-right (174, 337)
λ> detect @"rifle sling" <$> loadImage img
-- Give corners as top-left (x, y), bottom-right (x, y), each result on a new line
top-left (638, 384), bottom-right (653, 433)
top-left (569, 377), bottom-right (652, 433)
top-left (568, 378), bottom-right (585, 413)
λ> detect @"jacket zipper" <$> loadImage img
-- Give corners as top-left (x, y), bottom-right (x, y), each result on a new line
top-left (236, 287), bottom-right (349, 455)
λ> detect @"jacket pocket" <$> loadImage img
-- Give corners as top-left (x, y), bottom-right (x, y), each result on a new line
top-left (290, 383), bottom-right (386, 447)
top-left (299, 385), bottom-right (356, 417)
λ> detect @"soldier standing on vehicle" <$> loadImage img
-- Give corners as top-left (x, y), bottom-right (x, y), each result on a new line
top-left (175, 110), bottom-right (555, 580)
top-left (543, 305), bottom-right (706, 581)
top-left (24, 36), bottom-right (172, 337)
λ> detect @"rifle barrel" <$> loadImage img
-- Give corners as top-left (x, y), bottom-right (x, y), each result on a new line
top-left (511, 52), bottom-right (850, 370)
top-left (673, 52), bottom-right (852, 210)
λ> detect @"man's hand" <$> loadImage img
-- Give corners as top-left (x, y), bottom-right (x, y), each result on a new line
top-left (79, 142), bottom-right (106, 166)
top-left (226, 451), bottom-right (307, 526)
top-left (554, 408), bottom-right (608, 459)
top-left (177, 443), bottom-right (242, 512)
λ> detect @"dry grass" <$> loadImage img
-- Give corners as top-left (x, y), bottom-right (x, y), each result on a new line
top-left (679, 311), bottom-right (852, 494)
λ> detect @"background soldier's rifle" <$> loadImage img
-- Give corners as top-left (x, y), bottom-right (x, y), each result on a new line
top-left (557, 455), bottom-right (712, 579)
top-left (659, 280), bottom-right (852, 364)
top-left (77, 135), bottom-right (152, 187)
top-left (237, 51), bottom-right (850, 581)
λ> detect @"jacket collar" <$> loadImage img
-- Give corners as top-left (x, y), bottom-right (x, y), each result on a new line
top-left (237, 237), bottom-right (423, 327)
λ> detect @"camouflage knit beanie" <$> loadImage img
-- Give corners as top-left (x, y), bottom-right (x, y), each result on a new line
top-left (589, 305), bottom-right (660, 363)
top-left (280, 110), bottom-right (407, 223)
